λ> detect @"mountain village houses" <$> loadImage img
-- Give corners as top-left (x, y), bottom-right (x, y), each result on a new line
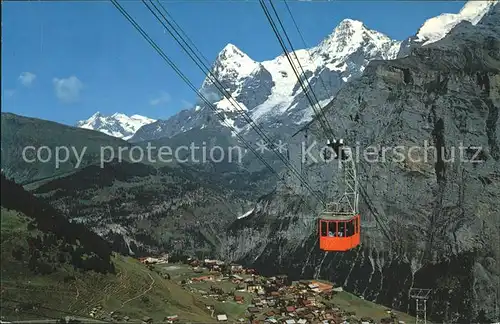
top-left (132, 254), bottom-right (406, 324)
top-left (138, 253), bottom-right (169, 265)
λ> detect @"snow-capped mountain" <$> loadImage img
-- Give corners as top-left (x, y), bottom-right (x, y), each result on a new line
top-left (131, 19), bottom-right (400, 142)
top-left (130, 0), bottom-right (496, 143)
top-left (415, 0), bottom-right (497, 45)
top-left (76, 112), bottom-right (156, 140)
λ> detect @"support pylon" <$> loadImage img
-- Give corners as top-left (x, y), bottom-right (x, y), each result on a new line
top-left (409, 288), bottom-right (432, 324)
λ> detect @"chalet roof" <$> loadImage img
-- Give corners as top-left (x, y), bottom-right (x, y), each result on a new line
top-left (216, 314), bottom-right (227, 321)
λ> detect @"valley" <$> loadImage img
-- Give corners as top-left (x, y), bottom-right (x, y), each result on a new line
top-left (1, 0), bottom-right (499, 323)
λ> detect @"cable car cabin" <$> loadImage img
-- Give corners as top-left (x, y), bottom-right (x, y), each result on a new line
top-left (318, 211), bottom-right (360, 252)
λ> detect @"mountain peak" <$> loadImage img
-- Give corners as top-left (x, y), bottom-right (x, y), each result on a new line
top-left (216, 43), bottom-right (253, 64)
top-left (416, 0), bottom-right (497, 45)
top-left (203, 43), bottom-right (259, 89)
top-left (76, 112), bottom-right (156, 140)
top-left (221, 43), bottom-right (242, 54)
top-left (90, 111), bottom-right (102, 119)
top-left (337, 18), bottom-right (365, 30)
top-left (111, 112), bottom-right (125, 118)
top-left (311, 17), bottom-right (393, 63)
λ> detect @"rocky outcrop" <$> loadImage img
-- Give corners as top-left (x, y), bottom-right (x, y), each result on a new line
top-left (222, 5), bottom-right (500, 323)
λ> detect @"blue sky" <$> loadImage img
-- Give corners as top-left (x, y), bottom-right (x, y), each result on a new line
top-left (1, 0), bottom-right (465, 126)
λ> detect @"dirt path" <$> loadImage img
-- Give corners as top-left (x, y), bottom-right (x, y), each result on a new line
top-left (113, 271), bottom-right (155, 311)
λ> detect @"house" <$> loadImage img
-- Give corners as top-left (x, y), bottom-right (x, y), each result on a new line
top-left (306, 297), bottom-right (317, 306)
top-left (165, 315), bottom-right (179, 323)
top-left (295, 307), bottom-right (306, 315)
top-left (234, 295), bottom-right (244, 303)
top-left (216, 314), bottom-right (228, 322)
top-left (247, 284), bottom-right (264, 294)
top-left (304, 314), bottom-right (315, 321)
top-left (308, 284), bottom-right (318, 290)
top-left (138, 256), bottom-right (168, 264)
top-left (247, 307), bottom-right (260, 313)
top-left (230, 264), bottom-right (243, 273)
top-left (310, 281), bottom-right (333, 293)
top-left (204, 259), bottom-right (225, 266)
top-left (286, 306), bottom-right (296, 313)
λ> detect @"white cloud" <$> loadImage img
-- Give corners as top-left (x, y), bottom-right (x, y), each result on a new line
top-left (150, 91), bottom-right (171, 106)
top-left (53, 76), bottom-right (83, 103)
top-left (18, 72), bottom-right (36, 87)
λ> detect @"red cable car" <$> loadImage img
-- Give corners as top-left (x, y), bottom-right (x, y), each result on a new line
top-left (319, 139), bottom-right (361, 252)
top-left (319, 208), bottom-right (360, 252)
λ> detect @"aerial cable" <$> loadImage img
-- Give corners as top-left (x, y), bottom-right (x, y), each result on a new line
top-left (111, 0), bottom-right (325, 205)
top-left (264, 0), bottom-right (394, 237)
top-left (110, 0), bottom-right (282, 182)
top-left (144, 0), bottom-right (280, 151)
top-left (146, 0), bottom-right (327, 206)
top-left (282, 0), bottom-right (333, 109)
top-left (142, 0), bottom-right (326, 205)
top-left (146, 0), bottom-right (289, 155)
top-left (264, 0), bottom-right (387, 234)
top-left (266, 0), bottom-right (334, 137)
top-left (152, 0), bottom-right (283, 141)
top-left (260, 0), bottom-right (333, 141)
top-left (259, 0), bottom-right (333, 140)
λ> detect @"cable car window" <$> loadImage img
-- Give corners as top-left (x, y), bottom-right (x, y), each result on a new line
top-left (346, 220), bottom-right (354, 237)
top-left (338, 222), bottom-right (346, 237)
top-left (328, 221), bottom-right (337, 237)
top-left (321, 221), bottom-right (328, 237)
top-left (354, 218), bottom-right (358, 234)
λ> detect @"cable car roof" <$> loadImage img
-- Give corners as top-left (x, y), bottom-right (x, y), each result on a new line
top-left (319, 212), bottom-right (358, 221)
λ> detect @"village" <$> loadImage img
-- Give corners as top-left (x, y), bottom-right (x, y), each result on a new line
top-left (137, 255), bottom-right (413, 324)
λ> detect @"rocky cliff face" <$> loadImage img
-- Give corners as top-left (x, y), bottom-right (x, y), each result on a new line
top-left (29, 157), bottom-right (275, 258)
top-left (222, 4), bottom-right (500, 323)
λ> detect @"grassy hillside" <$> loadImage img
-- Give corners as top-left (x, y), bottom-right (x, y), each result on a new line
top-left (0, 174), bottom-right (214, 322)
top-left (1, 112), bottom-right (130, 184)
top-left (1, 173), bottom-right (115, 274)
